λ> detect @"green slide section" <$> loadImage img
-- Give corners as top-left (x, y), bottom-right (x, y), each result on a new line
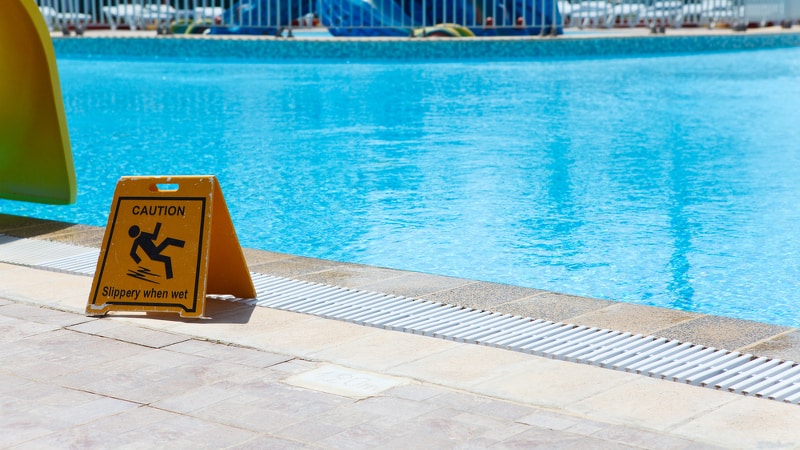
top-left (0, 0), bottom-right (76, 204)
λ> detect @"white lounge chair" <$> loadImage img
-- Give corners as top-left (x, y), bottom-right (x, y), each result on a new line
top-left (102, 3), bottom-right (175, 31)
top-left (194, 6), bottom-right (224, 22)
top-left (146, 4), bottom-right (177, 33)
top-left (611, 2), bottom-right (646, 27)
top-left (638, 0), bottom-right (685, 30)
top-left (148, 4), bottom-right (177, 18)
top-left (682, 0), bottom-right (743, 27)
top-left (743, 0), bottom-right (781, 27)
top-left (102, 3), bottom-right (145, 30)
top-left (560, 1), bottom-right (645, 28)
top-left (570, 1), bottom-right (614, 28)
top-left (558, 1), bottom-right (577, 24)
top-left (564, 1), bottom-right (645, 28)
top-left (38, 5), bottom-right (91, 35)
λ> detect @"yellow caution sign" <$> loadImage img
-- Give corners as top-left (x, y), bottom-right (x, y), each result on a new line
top-left (86, 176), bottom-right (256, 318)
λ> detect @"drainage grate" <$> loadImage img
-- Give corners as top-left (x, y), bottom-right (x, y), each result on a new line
top-left (0, 234), bottom-right (99, 275)
top-left (2, 234), bottom-right (800, 404)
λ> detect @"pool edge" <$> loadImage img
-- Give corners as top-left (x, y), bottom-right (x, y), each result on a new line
top-left (2, 212), bottom-right (798, 362)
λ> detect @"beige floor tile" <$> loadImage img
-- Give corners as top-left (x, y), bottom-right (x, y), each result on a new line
top-left (389, 343), bottom-right (544, 390)
top-left (190, 395), bottom-right (302, 434)
top-left (0, 302), bottom-right (91, 327)
top-left (0, 314), bottom-right (61, 343)
top-left (22, 428), bottom-right (132, 449)
top-left (239, 316), bottom-right (383, 358)
top-left (570, 302), bottom-right (701, 336)
top-left (309, 326), bottom-right (459, 371)
top-left (570, 376), bottom-right (739, 432)
top-left (0, 263), bottom-right (91, 312)
top-left (671, 395), bottom-right (800, 448)
top-left (135, 306), bottom-right (321, 351)
top-left (77, 321), bottom-right (189, 348)
top-left (117, 409), bottom-right (260, 447)
top-left (470, 358), bottom-right (639, 409)
top-left (0, 412), bottom-right (73, 447)
top-left (164, 338), bottom-right (292, 368)
top-left (151, 382), bottom-right (249, 414)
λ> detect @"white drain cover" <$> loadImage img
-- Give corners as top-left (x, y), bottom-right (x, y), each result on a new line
top-left (284, 364), bottom-right (407, 399)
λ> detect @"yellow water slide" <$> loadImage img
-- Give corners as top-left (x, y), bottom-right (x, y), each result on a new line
top-left (0, 0), bottom-right (76, 204)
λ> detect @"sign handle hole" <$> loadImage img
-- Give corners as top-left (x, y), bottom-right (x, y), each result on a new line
top-left (152, 183), bottom-right (179, 192)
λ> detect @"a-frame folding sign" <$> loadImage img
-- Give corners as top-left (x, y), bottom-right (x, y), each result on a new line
top-left (86, 176), bottom-right (256, 318)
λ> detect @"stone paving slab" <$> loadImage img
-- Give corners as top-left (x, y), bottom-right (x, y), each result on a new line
top-left (308, 325), bottom-right (460, 372)
top-left (71, 321), bottom-right (190, 348)
top-left (164, 339), bottom-right (294, 368)
top-left (0, 302), bottom-right (90, 327)
top-left (570, 302), bottom-right (702, 336)
top-left (743, 330), bottom-right (800, 362)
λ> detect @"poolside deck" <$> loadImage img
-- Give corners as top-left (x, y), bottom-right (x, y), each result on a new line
top-left (3, 214), bottom-right (800, 447)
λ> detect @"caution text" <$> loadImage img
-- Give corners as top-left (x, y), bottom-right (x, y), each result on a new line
top-left (132, 205), bottom-right (186, 216)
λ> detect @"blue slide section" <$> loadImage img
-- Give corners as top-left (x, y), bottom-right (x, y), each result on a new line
top-left (211, 0), bottom-right (561, 36)
top-left (210, 0), bottom-right (314, 35)
top-left (318, 0), bottom-right (414, 36)
top-left (320, 0), bottom-right (562, 36)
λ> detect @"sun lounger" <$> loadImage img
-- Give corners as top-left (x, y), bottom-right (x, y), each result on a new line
top-left (38, 5), bottom-right (91, 35)
top-left (194, 6), bottom-right (224, 22)
top-left (682, 0), bottom-right (742, 27)
top-left (611, 2), bottom-right (646, 27)
top-left (557, 1), bottom-right (576, 23)
top-left (743, 0), bottom-right (784, 26)
top-left (569, 1), bottom-right (613, 27)
top-left (564, 1), bottom-right (645, 28)
top-left (102, 3), bottom-right (144, 30)
top-left (102, 3), bottom-right (176, 31)
top-left (638, 0), bottom-right (684, 30)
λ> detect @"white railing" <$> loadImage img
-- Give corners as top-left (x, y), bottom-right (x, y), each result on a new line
top-left (35, 0), bottom-right (800, 36)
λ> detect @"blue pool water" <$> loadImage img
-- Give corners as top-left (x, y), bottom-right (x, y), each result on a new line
top-left (3, 48), bottom-right (800, 326)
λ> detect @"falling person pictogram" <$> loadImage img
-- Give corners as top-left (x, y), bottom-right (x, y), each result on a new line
top-left (128, 222), bottom-right (185, 279)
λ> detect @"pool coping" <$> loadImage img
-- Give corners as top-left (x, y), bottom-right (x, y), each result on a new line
top-left (3, 213), bottom-right (799, 363)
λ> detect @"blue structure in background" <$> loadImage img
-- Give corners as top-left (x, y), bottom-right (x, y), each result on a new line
top-left (318, 0), bottom-right (413, 36)
top-left (212, 0), bottom-right (561, 36)
top-left (210, 0), bottom-right (314, 35)
top-left (319, 0), bottom-right (562, 36)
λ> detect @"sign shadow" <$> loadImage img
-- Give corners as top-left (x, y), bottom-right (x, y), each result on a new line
top-left (108, 299), bottom-right (257, 324)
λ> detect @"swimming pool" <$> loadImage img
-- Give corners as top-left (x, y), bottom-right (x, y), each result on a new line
top-left (3, 46), bottom-right (800, 326)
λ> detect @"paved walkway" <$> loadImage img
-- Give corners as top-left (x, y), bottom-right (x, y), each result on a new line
top-left (3, 262), bottom-right (800, 448)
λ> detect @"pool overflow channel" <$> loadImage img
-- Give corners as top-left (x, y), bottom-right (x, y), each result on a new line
top-left (3, 233), bottom-right (800, 405)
